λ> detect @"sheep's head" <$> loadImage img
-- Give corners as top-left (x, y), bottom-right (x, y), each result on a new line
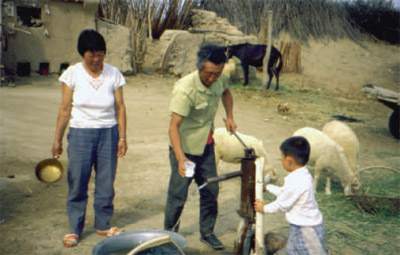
top-left (344, 177), bottom-right (362, 195)
top-left (265, 168), bottom-right (278, 184)
top-left (223, 59), bottom-right (236, 78)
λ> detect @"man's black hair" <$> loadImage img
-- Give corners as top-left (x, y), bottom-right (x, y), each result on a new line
top-left (77, 29), bottom-right (106, 57)
top-left (280, 136), bottom-right (310, 166)
top-left (196, 44), bottom-right (227, 69)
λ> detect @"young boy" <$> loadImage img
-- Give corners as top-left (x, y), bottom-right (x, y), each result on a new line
top-left (254, 136), bottom-right (328, 255)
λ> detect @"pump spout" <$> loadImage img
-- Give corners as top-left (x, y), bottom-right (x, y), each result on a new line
top-left (206, 170), bottom-right (242, 184)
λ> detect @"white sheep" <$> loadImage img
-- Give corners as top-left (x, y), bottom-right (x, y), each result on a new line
top-left (293, 127), bottom-right (361, 195)
top-left (322, 120), bottom-right (359, 173)
top-left (213, 127), bottom-right (277, 181)
top-left (222, 59), bottom-right (236, 79)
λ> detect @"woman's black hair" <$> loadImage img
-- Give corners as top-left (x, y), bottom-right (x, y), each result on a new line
top-left (77, 29), bottom-right (106, 57)
top-left (196, 44), bottom-right (227, 70)
top-left (280, 136), bottom-right (310, 166)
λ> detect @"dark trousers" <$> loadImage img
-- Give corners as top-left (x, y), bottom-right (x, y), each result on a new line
top-left (66, 125), bottom-right (119, 236)
top-left (164, 143), bottom-right (219, 235)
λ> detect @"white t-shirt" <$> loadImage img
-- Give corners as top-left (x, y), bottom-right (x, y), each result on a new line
top-left (59, 63), bottom-right (126, 128)
top-left (263, 166), bottom-right (323, 226)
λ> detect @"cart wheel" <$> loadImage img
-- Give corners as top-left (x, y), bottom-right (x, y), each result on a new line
top-left (389, 110), bottom-right (399, 139)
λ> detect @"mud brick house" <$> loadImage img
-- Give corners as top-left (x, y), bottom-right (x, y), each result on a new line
top-left (1, 0), bottom-right (132, 78)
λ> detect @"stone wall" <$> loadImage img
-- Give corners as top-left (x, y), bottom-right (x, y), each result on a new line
top-left (97, 19), bottom-right (132, 74)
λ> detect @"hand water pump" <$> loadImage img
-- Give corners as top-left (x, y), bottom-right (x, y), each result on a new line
top-left (205, 124), bottom-right (260, 254)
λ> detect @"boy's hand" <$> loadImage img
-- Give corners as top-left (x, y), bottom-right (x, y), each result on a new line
top-left (263, 173), bottom-right (271, 192)
top-left (254, 199), bottom-right (266, 213)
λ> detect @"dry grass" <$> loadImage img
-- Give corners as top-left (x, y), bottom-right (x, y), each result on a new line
top-left (345, 0), bottom-right (400, 44)
top-left (204, 0), bottom-right (399, 45)
top-left (204, 0), bottom-right (361, 43)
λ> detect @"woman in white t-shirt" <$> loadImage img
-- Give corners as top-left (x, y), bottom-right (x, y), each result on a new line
top-left (51, 29), bottom-right (127, 248)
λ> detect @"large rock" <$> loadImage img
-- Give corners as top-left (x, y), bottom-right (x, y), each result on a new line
top-left (144, 9), bottom-right (259, 78)
top-left (97, 19), bottom-right (133, 74)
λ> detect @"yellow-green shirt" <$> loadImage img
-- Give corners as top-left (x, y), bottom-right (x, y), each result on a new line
top-left (169, 70), bottom-right (230, 155)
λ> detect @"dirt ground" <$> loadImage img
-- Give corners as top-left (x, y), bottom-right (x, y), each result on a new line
top-left (0, 38), bottom-right (399, 255)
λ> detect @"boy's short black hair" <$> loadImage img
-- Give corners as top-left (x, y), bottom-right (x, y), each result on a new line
top-left (77, 29), bottom-right (106, 57)
top-left (280, 136), bottom-right (310, 166)
top-left (196, 44), bottom-right (227, 69)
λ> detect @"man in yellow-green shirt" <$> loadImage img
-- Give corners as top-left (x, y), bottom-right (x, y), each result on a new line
top-left (164, 44), bottom-right (237, 250)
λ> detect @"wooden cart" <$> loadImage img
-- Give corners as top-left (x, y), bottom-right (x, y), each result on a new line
top-left (363, 84), bottom-right (400, 139)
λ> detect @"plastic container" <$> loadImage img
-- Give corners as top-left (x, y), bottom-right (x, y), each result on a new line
top-left (185, 161), bottom-right (195, 177)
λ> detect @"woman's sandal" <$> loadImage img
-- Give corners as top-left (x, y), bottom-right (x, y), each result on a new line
top-left (96, 227), bottom-right (123, 237)
top-left (63, 233), bottom-right (79, 247)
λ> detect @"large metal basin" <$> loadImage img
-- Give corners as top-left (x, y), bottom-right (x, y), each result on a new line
top-left (92, 230), bottom-right (186, 255)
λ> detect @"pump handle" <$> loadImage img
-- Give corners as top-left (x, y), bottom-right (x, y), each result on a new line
top-left (206, 170), bottom-right (242, 184)
top-left (222, 118), bottom-right (250, 150)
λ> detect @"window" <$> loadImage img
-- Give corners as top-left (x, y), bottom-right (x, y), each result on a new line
top-left (17, 6), bottom-right (42, 27)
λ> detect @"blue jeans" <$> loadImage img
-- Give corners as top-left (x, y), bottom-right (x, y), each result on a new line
top-left (164, 144), bottom-right (219, 235)
top-left (66, 125), bottom-right (119, 236)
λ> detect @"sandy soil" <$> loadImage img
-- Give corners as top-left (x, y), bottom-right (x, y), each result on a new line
top-left (0, 38), bottom-right (399, 255)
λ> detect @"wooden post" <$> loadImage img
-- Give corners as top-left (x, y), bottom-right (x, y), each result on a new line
top-left (148, 0), bottom-right (153, 42)
top-left (255, 157), bottom-right (265, 255)
top-left (0, 0), bottom-right (2, 88)
top-left (262, 10), bottom-right (273, 90)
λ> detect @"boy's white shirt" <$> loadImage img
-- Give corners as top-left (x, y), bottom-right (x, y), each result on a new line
top-left (264, 166), bottom-right (323, 226)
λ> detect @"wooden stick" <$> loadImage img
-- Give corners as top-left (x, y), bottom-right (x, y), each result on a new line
top-left (262, 10), bottom-right (273, 89)
top-left (148, 0), bottom-right (153, 42)
top-left (98, 17), bottom-right (118, 25)
top-left (188, 28), bottom-right (242, 36)
top-left (12, 27), bottom-right (31, 34)
top-left (126, 235), bottom-right (172, 255)
top-left (234, 219), bottom-right (251, 255)
top-left (255, 156), bottom-right (265, 255)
